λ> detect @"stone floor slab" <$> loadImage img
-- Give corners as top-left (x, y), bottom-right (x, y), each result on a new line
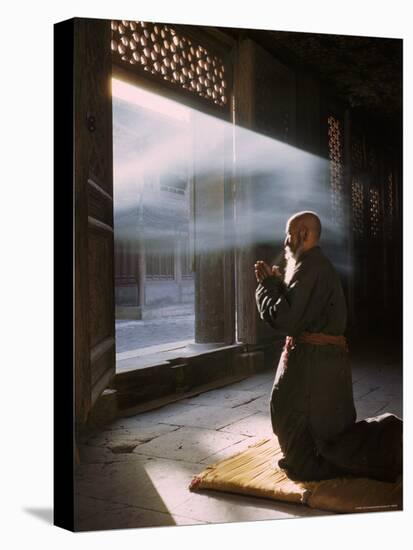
top-left (228, 372), bottom-right (274, 391)
top-left (76, 456), bottom-right (203, 514)
top-left (75, 495), bottom-right (129, 524)
top-left (172, 489), bottom-right (330, 524)
top-left (85, 423), bottom-right (179, 448)
top-left (133, 426), bottom-right (248, 462)
top-left (232, 394), bottom-right (271, 415)
top-left (76, 501), bottom-right (193, 531)
top-left (157, 403), bottom-right (257, 430)
top-left (219, 412), bottom-right (273, 438)
top-left (130, 401), bottom-right (200, 424)
top-left (115, 314), bottom-right (194, 355)
top-left (180, 388), bottom-right (266, 409)
top-left (78, 444), bottom-right (146, 465)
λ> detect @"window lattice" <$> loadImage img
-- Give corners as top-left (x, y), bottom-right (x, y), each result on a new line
top-left (111, 20), bottom-right (228, 107)
top-left (160, 174), bottom-right (187, 196)
top-left (351, 178), bottom-right (364, 236)
top-left (328, 116), bottom-right (344, 226)
top-left (146, 239), bottom-right (175, 279)
top-left (369, 187), bottom-right (380, 238)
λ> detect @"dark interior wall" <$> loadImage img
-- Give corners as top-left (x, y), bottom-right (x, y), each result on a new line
top-left (346, 111), bottom-right (402, 347)
top-left (233, 33), bottom-right (402, 351)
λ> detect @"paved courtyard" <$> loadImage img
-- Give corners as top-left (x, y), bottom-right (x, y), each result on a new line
top-left (115, 314), bottom-right (195, 354)
top-left (76, 349), bottom-right (403, 531)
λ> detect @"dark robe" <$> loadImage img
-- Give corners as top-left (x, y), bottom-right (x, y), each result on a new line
top-left (255, 246), bottom-right (402, 482)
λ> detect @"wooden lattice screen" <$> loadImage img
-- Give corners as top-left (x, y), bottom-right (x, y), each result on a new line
top-left (351, 178), bottom-right (364, 237)
top-left (351, 136), bottom-right (364, 238)
top-left (111, 20), bottom-right (229, 108)
top-left (368, 186), bottom-right (380, 239)
top-left (364, 143), bottom-right (382, 240)
top-left (327, 115), bottom-right (345, 226)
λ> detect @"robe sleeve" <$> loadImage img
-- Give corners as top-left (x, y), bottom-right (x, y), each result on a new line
top-left (255, 259), bottom-right (320, 336)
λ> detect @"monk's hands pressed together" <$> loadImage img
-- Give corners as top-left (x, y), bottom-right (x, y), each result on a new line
top-left (254, 261), bottom-right (282, 283)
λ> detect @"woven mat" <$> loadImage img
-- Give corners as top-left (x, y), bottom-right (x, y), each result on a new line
top-left (189, 438), bottom-right (402, 513)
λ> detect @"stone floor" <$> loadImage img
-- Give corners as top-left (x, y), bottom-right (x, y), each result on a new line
top-left (115, 313), bottom-right (195, 354)
top-left (76, 351), bottom-right (402, 532)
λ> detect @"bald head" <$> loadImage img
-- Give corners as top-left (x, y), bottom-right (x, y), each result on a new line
top-left (284, 211), bottom-right (322, 259)
top-left (288, 211), bottom-right (322, 241)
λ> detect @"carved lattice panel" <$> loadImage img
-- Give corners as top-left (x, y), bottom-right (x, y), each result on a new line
top-left (111, 20), bottom-right (228, 107)
top-left (328, 116), bottom-right (344, 226)
top-left (351, 178), bottom-right (364, 236)
top-left (369, 186), bottom-right (380, 239)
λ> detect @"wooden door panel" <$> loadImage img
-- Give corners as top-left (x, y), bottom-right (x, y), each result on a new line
top-left (88, 225), bottom-right (114, 348)
top-left (74, 18), bottom-right (115, 424)
top-left (87, 181), bottom-right (113, 225)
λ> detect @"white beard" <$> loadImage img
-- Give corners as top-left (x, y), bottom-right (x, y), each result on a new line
top-left (284, 248), bottom-right (297, 286)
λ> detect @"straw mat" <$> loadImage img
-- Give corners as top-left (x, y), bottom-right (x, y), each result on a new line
top-left (189, 438), bottom-right (402, 513)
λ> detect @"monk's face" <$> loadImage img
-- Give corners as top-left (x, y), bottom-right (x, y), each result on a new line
top-left (284, 220), bottom-right (303, 259)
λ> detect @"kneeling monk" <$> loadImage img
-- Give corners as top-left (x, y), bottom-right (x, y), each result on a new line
top-left (255, 211), bottom-right (402, 482)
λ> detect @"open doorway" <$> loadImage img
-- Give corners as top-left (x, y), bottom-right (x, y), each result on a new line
top-left (112, 78), bottom-right (196, 370)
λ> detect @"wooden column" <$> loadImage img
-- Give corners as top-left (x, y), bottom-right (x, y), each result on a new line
top-left (191, 98), bottom-right (236, 345)
top-left (234, 38), bottom-right (297, 345)
top-left (137, 192), bottom-right (145, 315)
top-left (233, 39), bottom-right (257, 345)
top-left (193, 113), bottom-right (226, 343)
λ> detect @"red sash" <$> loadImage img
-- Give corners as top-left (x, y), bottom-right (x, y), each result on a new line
top-left (284, 332), bottom-right (349, 353)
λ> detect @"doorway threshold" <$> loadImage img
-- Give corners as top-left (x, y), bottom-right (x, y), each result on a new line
top-left (90, 343), bottom-right (269, 427)
top-left (116, 340), bottom-right (242, 374)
